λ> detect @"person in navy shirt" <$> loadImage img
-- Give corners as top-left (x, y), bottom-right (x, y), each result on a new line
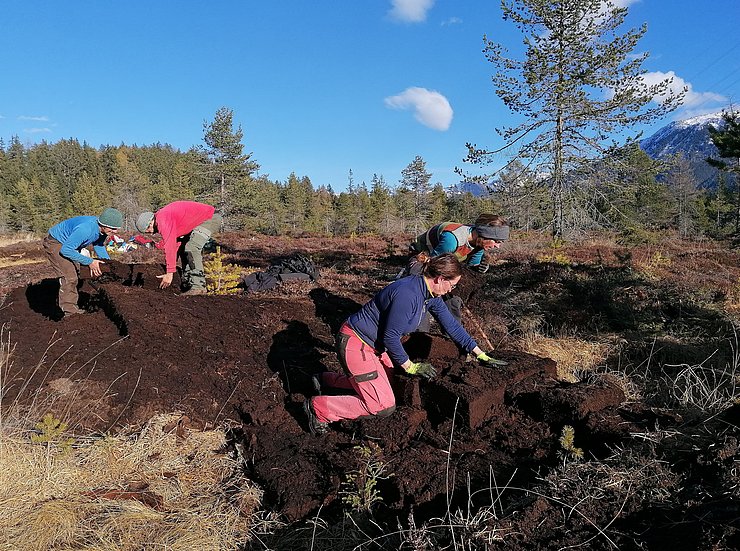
top-left (303, 253), bottom-right (504, 434)
top-left (42, 208), bottom-right (123, 317)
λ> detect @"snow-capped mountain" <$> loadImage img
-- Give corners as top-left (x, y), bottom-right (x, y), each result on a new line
top-left (452, 112), bottom-right (734, 194)
top-left (640, 112), bottom-right (729, 187)
top-left (448, 180), bottom-right (489, 197)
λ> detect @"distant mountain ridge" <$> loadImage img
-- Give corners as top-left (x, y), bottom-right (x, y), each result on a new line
top-left (452, 111), bottom-right (733, 196)
top-left (640, 111), bottom-right (730, 188)
top-left (448, 180), bottom-right (489, 197)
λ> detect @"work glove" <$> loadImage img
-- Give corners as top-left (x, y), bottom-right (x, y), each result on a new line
top-left (475, 262), bottom-right (490, 274)
top-left (405, 361), bottom-right (436, 379)
top-left (477, 352), bottom-right (508, 367)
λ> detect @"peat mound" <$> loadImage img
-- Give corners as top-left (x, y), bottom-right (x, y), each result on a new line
top-left (0, 258), bottom-right (644, 525)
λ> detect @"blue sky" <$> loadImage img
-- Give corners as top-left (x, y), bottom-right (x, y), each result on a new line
top-left (1, 1), bottom-right (739, 191)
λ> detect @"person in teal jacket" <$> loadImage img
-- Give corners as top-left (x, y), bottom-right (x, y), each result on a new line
top-left (405, 214), bottom-right (510, 330)
top-left (42, 208), bottom-right (123, 317)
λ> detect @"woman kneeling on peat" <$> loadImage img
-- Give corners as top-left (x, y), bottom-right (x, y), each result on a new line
top-left (304, 253), bottom-right (502, 435)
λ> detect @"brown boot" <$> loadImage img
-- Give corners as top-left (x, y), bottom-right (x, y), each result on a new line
top-left (181, 287), bottom-right (207, 296)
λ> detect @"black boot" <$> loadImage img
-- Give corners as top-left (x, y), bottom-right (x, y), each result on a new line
top-left (303, 399), bottom-right (328, 435)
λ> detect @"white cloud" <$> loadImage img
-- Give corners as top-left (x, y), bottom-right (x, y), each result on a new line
top-left (24, 127), bottom-right (52, 134)
top-left (441, 17), bottom-right (462, 26)
top-left (18, 115), bottom-right (49, 121)
top-left (642, 71), bottom-right (726, 109)
top-left (384, 87), bottom-right (453, 131)
top-left (388, 0), bottom-right (434, 23)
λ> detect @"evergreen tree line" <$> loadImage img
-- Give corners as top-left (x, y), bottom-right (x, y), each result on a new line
top-left (0, 131), bottom-right (738, 241)
top-left (0, 132), bottom-right (501, 237)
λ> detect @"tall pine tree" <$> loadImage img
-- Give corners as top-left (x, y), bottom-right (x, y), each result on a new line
top-left (465, 0), bottom-right (684, 239)
top-left (707, 108), bottom-right (740, 234)
top-left (201, 107), bottom-right (259, 227)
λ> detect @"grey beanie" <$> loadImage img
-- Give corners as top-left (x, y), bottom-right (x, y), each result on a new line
top-left (135, 211), bottom-right (155, 233)
top-left (98, 208), bottom-right (123, 229)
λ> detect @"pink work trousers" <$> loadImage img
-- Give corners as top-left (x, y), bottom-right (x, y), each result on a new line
top-left (312, 324), bottom-right (397, 423)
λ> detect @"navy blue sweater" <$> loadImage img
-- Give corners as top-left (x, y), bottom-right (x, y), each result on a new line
top-left (347, 274), bottom-right (477, 366)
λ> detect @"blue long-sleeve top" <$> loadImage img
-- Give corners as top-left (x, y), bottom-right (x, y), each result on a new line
top-left (347, 274), bottom-right (478, 367)
top-left (48, 216), bottom-right (110, 265)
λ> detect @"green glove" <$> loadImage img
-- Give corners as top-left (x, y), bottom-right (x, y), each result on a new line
top-left (477, 352), bottom-right (508, 366)
top-left (405, 361), bottom-right (436, 379)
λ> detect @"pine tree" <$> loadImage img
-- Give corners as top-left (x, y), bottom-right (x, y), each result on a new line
top-left (399, 156), bottom-right (432, 234)
top-left (354, 180), bottom-right (372, 234)
top-left (282, 173), bottom-right (310, 232)
top-left (49, 139), bottom-right (91, 209)
top-left (368, 174), bottom-right (397, 234)
top-left (201, 107), bottom-right (260, 227)
top-left (465, 0), bottom-right (684, 240)
top-left (204, 246), bottom-right (242, 295)
top-left (492, 159), bottom-right (549, 231)
top-left (427, 183), bottom-right (448, 224)
top-left (707, 108), bottom-right (740, 234)
top-left (665, 154), bottom-right (702, 238)
top-left (113, 149), bottom-right (149, 231)
top-left (334, 191), bottom-right (359, 235)
top-left (701, 172), bottom-right (735, 238)
top-left (306, 185), bottom-right (335, 234)
top-left (70, 171), bottom-right (111, 216)
top-left (602, 142), bottom-right (669, 232)
top-left (9, 176), bottom-right (59, 232)
top-left (252, 177), bottom-right (285, 235)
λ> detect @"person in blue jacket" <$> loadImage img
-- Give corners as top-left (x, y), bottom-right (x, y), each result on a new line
top-left (42, 208), bottom-right (123, 317)
top-left (304, 253), bottom-right (505, 434)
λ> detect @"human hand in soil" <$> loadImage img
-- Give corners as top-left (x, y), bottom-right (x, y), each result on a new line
top-left (89, 259), bottom-right (105, 277)
top-left (477, 352), bottom-right (508, 367)
top-left (157, 272), bottom-right (174, 288)
top-left (405, 361), bottom-right (436, 379)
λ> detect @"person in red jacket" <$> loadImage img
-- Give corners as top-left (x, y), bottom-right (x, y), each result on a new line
top-left (135, 201), bottom-right (222, 295)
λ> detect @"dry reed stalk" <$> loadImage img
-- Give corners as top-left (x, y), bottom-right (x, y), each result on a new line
top-left (462, 305), bottom-right (494, 351)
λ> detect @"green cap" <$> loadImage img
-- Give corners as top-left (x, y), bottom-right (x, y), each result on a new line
top-left (98, 208), bottom-right (123, 229)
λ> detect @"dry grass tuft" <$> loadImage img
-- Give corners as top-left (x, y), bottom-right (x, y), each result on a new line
top-left (521, 333), bottom-right (612, 382)
top-left (0, 256), bottom-right (45, 269)
top-left (0, 233), bottom-right (37, 248)
top-left (0, 412), bottom-right (265, 550)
